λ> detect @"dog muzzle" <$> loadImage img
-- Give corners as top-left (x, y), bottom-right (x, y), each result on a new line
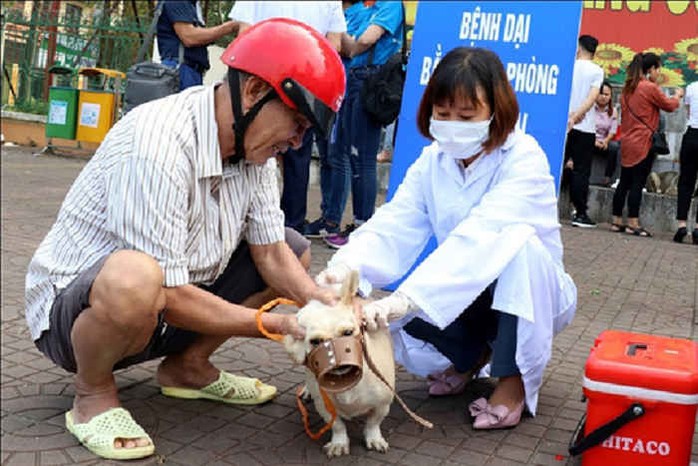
top-left (305, 334), bottom-right (363, 393)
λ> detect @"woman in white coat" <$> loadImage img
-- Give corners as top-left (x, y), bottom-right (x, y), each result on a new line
top-left (316, 47), bottom-right (577, 430)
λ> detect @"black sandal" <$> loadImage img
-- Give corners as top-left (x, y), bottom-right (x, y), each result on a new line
top-left (673, 227), bottom-right (687, 243)
top-left (610, 223), bottom-right (626, 233)
top-left (625, 226), bottom-right (652, 237)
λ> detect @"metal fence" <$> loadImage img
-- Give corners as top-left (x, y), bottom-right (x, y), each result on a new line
top-left (1, 2), bottom-right (149, 114)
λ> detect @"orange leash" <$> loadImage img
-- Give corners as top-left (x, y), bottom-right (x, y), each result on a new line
top-left (295, 385), bottom-right (338, 441)
top-left (255, 297), bottom-right (298, 342)
top-left (256, 298), bottom-right (338, 440)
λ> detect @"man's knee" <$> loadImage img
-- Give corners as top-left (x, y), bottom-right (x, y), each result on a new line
top-left (90, 250), bottom-right (165, 326)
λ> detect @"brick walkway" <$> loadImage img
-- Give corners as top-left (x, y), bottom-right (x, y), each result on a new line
top-left (1, 146), bottom-right (696, 465)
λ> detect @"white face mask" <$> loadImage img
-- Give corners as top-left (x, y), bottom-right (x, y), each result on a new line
top-left (429, 117), bottom-right (492, 160)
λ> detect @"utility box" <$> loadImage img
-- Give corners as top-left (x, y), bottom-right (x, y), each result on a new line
top-left (46, 66), bottom-right (78, 140)
top-left (75, 68), bottom-right (124, 143)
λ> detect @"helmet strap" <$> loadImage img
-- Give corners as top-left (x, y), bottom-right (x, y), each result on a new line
top-left (227, 68), bottom-right (278, 164)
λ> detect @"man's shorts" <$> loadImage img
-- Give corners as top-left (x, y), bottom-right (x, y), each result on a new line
top-left (35, 228), bottom-right (310, 373)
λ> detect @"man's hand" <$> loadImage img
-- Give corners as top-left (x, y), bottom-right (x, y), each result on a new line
top-left (362, 292), bottom-right (417, 331)
top-left (307, 286), bottom-right (339, 306)
top-left (279, 314), bottom-right (305, 340)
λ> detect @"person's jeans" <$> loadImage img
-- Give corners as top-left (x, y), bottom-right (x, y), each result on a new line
top-left (281, 130), bottom-right (314, 232)
top-left (565, 129), bottom-right (595, 216)
top-left (676, 127), bottom-right (698, 222)
top-left (605, 140), bottom-right (621, 180)
top-left (162, 59), bottom-right (203, 90)
top-left (612, 151), bottom-right (655, 218)
top-left (324, 67), bottom-right (383, 225)
top-left (317, 130), bottom-right (331, 216)
top-left (403, 286), bottom-right (520, 377)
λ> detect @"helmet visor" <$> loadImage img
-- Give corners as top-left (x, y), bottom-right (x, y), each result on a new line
top-left (281, 78), bottom-right (337, 138)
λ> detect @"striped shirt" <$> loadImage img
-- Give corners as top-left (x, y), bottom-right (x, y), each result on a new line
top-left (25, 85), bottom-right (285, 341)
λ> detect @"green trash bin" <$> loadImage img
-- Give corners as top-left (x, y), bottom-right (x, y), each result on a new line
top-left (46, 65), bottom-right (78, 140)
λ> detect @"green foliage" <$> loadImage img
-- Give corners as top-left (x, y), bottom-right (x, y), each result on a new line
top-left (5, 98), bottom-right (49, 116)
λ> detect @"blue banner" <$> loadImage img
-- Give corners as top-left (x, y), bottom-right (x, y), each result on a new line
top-left (385, 1), bottom-right (582, 289)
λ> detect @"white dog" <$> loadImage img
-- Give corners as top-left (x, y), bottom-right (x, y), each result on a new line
top-left (284, 271), bottom-right (395, 457)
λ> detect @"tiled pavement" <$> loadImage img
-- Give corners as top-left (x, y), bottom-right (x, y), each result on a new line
top-left (1, 145), bottom-right (697, 466)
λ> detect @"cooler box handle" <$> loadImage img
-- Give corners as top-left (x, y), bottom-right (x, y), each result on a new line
top-left (568, 403), bottom-right (645, 456)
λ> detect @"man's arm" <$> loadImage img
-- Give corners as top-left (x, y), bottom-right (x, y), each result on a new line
top-left (173, 21), bottom-right (239, 47)
top-left (250, 242), bottom-right (334, 306)
top-left (341, 25), bottom-right (385, 58)
top-left (326, 31), bottom-right (342, 53)
top-left (163, 283), bottom-right (299, 337)
top-left (568, 85), bottom-right (600, 131)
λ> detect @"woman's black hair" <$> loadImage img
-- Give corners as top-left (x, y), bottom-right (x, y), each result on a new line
top-left (599, 80), bottom-right (613, 117)
top-left (416, 47), bottom-right (519, 153)
top-left (623, 52), bottom-right (661, 96)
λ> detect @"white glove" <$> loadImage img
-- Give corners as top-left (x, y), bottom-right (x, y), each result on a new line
top-left (362, 292), bottom-right (418, 331)
top-left (315, 263), bottom-right (351, 293)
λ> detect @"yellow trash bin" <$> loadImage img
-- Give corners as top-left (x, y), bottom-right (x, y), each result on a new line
top-left (75, 68), bottom-right (125, 143)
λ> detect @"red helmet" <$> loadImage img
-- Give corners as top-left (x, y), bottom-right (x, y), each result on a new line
top-left (221, 18), bottom-right (346, 137)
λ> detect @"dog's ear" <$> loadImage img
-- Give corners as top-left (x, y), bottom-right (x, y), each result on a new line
top-left (340, 269), bottom-right (359, 306)
top-left (283, 334), bottom-right (307, 365)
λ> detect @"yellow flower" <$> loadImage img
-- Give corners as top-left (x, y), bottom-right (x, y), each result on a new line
top-left (594, 43), bottom-right (636, 75)
top-left (674, 37), bottom-right (698, 61)
top-left (643, 47), bottom-right (664, 56)
top-left (656, 68), bottom-right (685, 87)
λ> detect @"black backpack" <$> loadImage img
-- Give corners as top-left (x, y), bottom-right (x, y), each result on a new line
top-left (360, 9), bottom-right (408, 126)
top-left (360, 51), bottom-right (407, 126)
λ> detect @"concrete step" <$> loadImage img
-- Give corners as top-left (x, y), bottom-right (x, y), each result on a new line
top-left (307, 158), bottom-right (695, 234)
top-left (559, 185), bottom-right (697, 233)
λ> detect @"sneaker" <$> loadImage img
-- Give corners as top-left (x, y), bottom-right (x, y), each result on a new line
top-left (303, 217), bottom-right (339, 238)
top-left (571, 213), bottom-right (597, 228)
top-left (323, 223), bottom-right (358, 249)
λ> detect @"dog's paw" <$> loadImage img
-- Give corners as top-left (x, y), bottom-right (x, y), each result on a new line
top-left (365, 435), bottom-right (389, 453)
top-left (299, 384), bottom-right (312, 402)
top-left (323, 440), bottom-right (350, 457)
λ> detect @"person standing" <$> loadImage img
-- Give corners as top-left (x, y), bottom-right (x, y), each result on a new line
top-left (564, 35), bottom-right (604, 228)
top-left (673, 79), bottom-right (698, 244)
top-left (610, 53), bottom-right (683, 237)
top-left (306, 1), bottom-right (405, 247)
top-left (157, 0), bottom-right (238, 90)
top-left (228, 1), bottom-right (347, 235)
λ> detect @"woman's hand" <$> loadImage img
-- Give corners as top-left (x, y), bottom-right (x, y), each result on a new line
top-left (361, 292), bottom-right (418, 331)
top-left (315, 263), bottom-right (351, 291)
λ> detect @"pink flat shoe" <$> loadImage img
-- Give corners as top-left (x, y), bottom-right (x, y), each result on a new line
top-left (468, 397), bottom-right (524, 430)
top-left (427, 370), bottom-right (472, 396)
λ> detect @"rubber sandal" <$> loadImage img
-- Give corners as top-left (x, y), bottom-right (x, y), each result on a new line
top-left (65, 408), bottom-right (154, 460)
top-left (160, 371), bottom-right (277, 405)
top-left (624, 226), bottom-right (652, 237)
top-left (610, 223), bottom-right (626, 233)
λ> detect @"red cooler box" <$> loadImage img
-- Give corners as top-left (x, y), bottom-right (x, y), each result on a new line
top-left (570, 330), bottom-right (698, 465)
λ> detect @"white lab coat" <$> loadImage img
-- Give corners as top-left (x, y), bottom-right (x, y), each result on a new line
top-left (329, 130), bottom-right (577, 415)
